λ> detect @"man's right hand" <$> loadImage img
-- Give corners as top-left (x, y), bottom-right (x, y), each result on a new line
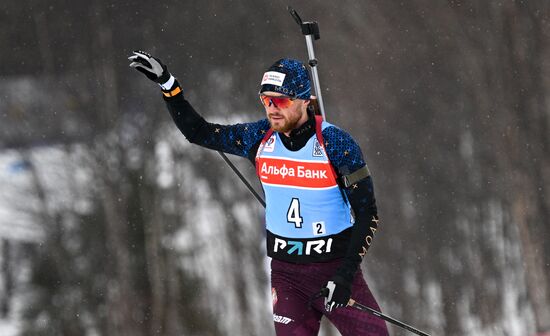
top-left (128, 50), bottom-right (170, 84)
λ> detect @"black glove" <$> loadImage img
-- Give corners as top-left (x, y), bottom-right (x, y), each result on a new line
top-left (128, 50), bottom-right (171, 84)
top-left (324, 274), bottom-right (352, 312)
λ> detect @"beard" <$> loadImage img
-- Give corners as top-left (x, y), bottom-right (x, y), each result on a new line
top-left (268, 109), bottom-right (303, 133)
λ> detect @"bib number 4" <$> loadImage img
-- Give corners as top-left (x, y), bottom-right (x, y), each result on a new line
top-left (287, 198), bottom-right (303, 228)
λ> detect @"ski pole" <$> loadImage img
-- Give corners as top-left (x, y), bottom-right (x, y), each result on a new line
top-left (312, 288), bottom-right (430, 335)
top-left (348, 299), bottom-right (431, 336)
top-left (217, 151), bottom-right (265, 207)
top-left (288, 6), bottom-right (327, 120)
top-left (217, 7), bottom-right (327, 208)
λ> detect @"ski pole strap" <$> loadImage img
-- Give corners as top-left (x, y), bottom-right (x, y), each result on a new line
top-left (340, 165), bottom-right (371, 188)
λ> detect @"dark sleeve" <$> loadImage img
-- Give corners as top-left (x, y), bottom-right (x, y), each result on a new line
top-left (322, 126), bottom-right (379, 281)
top-left (162, 79), bottom-right (270, 161)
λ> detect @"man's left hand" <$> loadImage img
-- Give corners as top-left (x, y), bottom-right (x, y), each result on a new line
top-left (324, 275), bottom-right (352, 312)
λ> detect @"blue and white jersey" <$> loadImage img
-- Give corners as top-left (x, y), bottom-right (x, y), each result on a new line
top-left (164, 91), bottom-right (377, 265)
top-left (256, 119), bottom-right (354, 263)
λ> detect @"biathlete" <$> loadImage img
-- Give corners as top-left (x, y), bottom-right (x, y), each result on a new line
top-left (129, 50), bottom-right (389, 336)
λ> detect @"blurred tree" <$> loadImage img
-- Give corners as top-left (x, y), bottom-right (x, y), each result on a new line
top-left (1, 1), bottom-right (549, 335)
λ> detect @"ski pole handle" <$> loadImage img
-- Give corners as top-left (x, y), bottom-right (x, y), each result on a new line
top-left (288, 6), bottom-right (303, 26)
top-left (287, 6), bottom-right (327, 120)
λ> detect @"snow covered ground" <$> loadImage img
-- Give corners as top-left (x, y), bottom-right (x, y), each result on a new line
top-left (0, 141), bottom-right (541, 335)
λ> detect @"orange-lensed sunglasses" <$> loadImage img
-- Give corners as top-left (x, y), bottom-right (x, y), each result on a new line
top-left (259, 95), bottom-right (296, 109)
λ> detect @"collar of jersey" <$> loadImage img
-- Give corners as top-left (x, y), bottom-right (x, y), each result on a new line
top-left (278, 111), bottom-right (316, 152)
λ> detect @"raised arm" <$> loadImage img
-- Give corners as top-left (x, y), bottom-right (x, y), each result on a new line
top-left (128, 50), bottom-right (269, 161)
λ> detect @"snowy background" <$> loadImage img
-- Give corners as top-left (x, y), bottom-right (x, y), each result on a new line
top-left (1, 1), bottom-right (549, 335)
